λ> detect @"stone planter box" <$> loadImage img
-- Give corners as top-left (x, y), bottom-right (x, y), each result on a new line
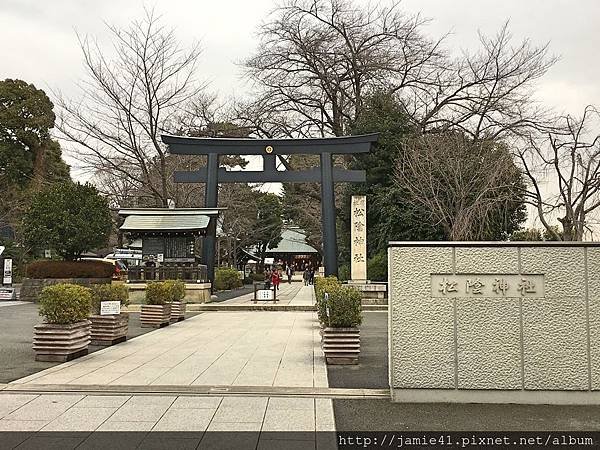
top-left (322, 327), bottom-right (360, 365)
top-left (33, 320), bottom-right (91, 362)
top-left (89, 313), bottom-right (129, 346)
top-left (141, 304), bottom-right (171, 328)
top-left (170, 301), bottom-right (186, 322)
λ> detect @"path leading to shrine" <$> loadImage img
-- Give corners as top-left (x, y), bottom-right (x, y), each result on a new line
top-left (0, 285), bottom-right (341, 449)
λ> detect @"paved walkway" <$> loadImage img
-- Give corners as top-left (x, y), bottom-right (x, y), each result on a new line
top-left (218, 283), bottom-right (314, 307)
top-left (0, 286), bottom-right (336, 449)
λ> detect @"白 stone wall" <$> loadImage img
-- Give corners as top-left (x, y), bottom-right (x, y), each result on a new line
top-left (388, 242), bottom-right (600, 404)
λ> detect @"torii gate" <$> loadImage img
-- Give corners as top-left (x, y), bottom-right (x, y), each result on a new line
top-left (161, 134), bottom-right (378, 285)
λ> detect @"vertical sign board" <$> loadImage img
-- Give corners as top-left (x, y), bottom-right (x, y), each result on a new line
top-left (350, 195), bottom-right (367, 281)
top-left (3, 258), bottom-right (12, 285)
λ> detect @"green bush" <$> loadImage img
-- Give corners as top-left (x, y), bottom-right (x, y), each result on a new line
top-left (38, 283), bottom-right (92, 324)
top-left (89, 283), bottom-right (129, 314)
top-left (145, 282), bottom-right (171, 305)
top-left (250, 273), bottom-right (264, 282)
top-left (164, 279), bottom-right (186, 302)
top-left (214, 267), bottom-right (242, 291)
top-left (367, 252), bottom-right (387, 282)
top-left (338, 264), bottom-right (350, 282)
top-left (325, 285), bottom-right (362, 328)
top-left (26, 260), bottom-right (114, 279)
top-left (314, 276), bottom-right (341, 324)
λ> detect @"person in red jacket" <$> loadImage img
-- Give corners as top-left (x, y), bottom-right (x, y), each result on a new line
top-left (271, 269), bottom-right (281, 291)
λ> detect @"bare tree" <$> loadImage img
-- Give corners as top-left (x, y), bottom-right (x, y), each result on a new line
top-left (413, 22), bottom-right (557, 140)
top-left (397, 132), bottom-right (526, 240)
top-left (516, 106), bottom-right (600, 241)
top-left (244, 0), bottom-right (445, 138)
top-left (55, 9), bottom-right (204, 207)
top-left (243, 0), bottom-right (556, 141)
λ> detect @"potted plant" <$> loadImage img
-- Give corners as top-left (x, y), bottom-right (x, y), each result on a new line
top-left (33, 283), bottom-right (92, 362)
top-left (89, 284), bottom-right (130, 346)
top-left (141, 282), bottom-right (171, 328)
top-left (164, 280), bottom-right (186, 322)
top-left (314, 276), bottom-right (342, 334)
top-left (321, 285), bottom-right (362, 365)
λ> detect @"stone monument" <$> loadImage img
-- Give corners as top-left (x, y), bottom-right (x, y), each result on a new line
top-left (348, 195), bottom-right (387, 303)
top-left (350, 195), bottom-right (367, 282)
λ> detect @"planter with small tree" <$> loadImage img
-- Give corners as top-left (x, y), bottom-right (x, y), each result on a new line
top-left (89, 284), bottom-right (130, 345)
top-left (164, 280), bottom-right (186, 322)
top-left (33, 284), bottom-right (92, 362)
top-left (141, 282), bottom-right (171, 328)
top-left (321, 285), bottom-right (362, 365)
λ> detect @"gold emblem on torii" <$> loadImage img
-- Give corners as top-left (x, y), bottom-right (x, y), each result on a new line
top-left (265, 145), bottom-right (274, 154)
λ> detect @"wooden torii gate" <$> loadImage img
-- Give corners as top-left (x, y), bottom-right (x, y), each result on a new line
top-left (161, 134), bottom-right (378, 285)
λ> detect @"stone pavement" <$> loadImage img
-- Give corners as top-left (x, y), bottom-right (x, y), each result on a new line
top-left (0, 286), bottom-right (337, 449)
top-left (215, 283), bottom-right (314, 307)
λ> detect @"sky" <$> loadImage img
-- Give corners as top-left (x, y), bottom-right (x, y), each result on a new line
top-left (2, 0), bottom-right (598, 114)
top-left (1, 0), bottom-right (600, 227)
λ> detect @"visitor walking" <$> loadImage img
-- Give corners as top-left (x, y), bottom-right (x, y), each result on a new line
top-left (271, 269), bottom-right (281, 291)
top-left (264, 268), bottom-right (272, 289)
top-left (309, 268), bottom-right (315, 285)
top-left (303, 269), bottom-right (309, 286)
top-left (286, 266), bottom-right (293, 284)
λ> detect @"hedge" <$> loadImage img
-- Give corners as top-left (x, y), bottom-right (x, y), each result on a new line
top-left (163, 279), bottom-right (186, 302)
top-left (38, 283), bottom-right (92, 324)
top-left (26, 260), bottom-right (114, 279)
top-left (325, 285), bottom-right (362, 328)
top-left (314, 276), bottom-right (341, 324)
top-left (145, 282), bottom-right (171, 305)
top-left (89, 283), bottom-right (130, 314)
top-left (214, 267), bottom-right (242, 291)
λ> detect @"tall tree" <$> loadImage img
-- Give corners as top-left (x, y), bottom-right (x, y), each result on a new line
top-left (55, 9), bottom-right (204, 207)
top-left (516, 106), bottom-right (600, 240)
top-left (22, 182), bottom-right (112, 260)
top-left (397, 132), bottom-right (526, 240)
top-left (0, 79), bottom-right (70, 237)
top-left (339, 92), bottom-right (444, 260)
top-left (242, 0), bottom-right (555, 140)
top-left (255, 193), bottom-right (284, 267)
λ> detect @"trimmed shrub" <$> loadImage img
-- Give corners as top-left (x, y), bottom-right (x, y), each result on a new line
top-left (367, 252), bottom-right (387, 282)
top-left (145, 282), bottom-right (171, 305)
top-left (314, 276), bottom-right (341, 324)
top-left (89, 283), bottom-right (130, 314)
top-left (38, 284), bottom-right (92, 324)
top-left (214, 267), bottom-right (242, 291)
top-left (325, 285), bottom-right (362, 328)
top-left (338, 264), bottom-right (350, 282)
top-left (164, 279), bottom-right (186, 302)
top-left (26, 260), bottom-right (114, 279)
top-left (250, 273), bottom-right (264, 282)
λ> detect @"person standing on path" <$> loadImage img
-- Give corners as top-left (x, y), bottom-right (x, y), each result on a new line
top-left (303, 269), bottom-right (309, 286)
top-left (271, 269), bottom-right (281, 291)
top-left (286, 265), bottom-right (293, 284)
top-left (309, 268), bottom-right (315, 285)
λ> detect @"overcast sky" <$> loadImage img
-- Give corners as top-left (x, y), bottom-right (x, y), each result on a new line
top-left (1, 0), bottom-right (599, 114)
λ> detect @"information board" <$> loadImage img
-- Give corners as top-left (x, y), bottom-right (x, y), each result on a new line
top-left (3, 259), bottom-right (12, 285)
top-left (100, 301), bottom-right (121, 315)
top-left (256, 289), bottom-right (274, 301)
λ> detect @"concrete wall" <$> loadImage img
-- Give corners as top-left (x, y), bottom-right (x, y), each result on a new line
top-left (388, 242), bottom-right (600, 404)
top-left (127, 283), bottom-right (212, 304)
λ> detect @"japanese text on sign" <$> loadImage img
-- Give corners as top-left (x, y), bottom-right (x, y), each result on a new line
top-left (431, 274), bottom-right (545, 298)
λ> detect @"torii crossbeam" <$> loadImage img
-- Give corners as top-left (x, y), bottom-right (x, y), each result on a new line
top-left (161, 133), bottom-right (378, 285)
